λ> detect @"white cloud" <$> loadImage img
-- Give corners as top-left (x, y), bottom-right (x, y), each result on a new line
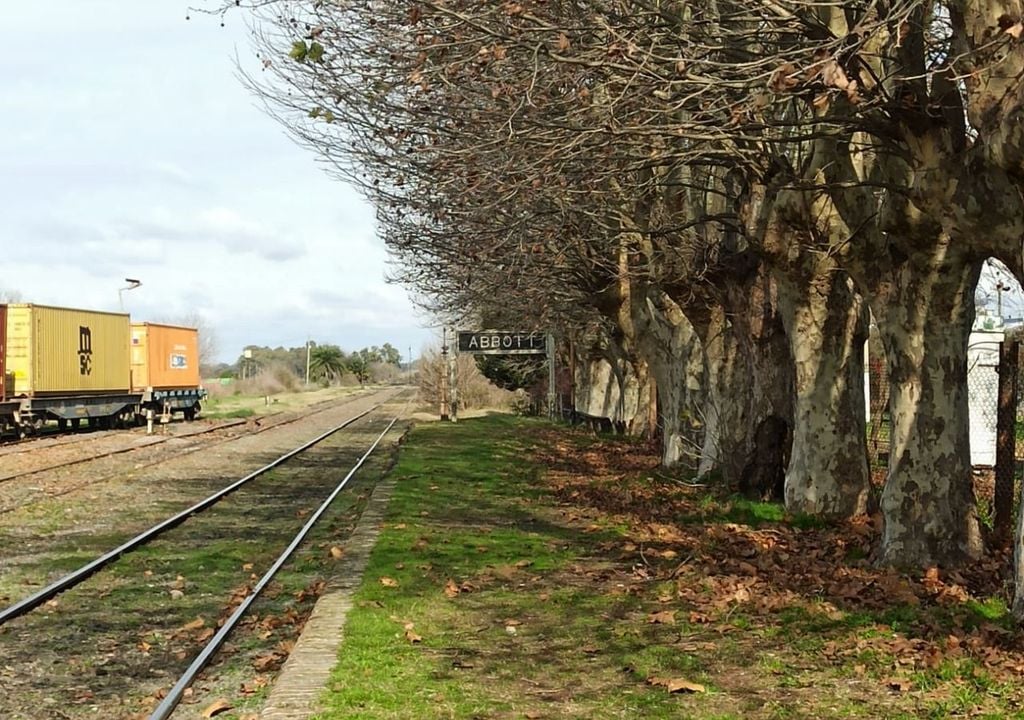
top-left (0, 2), bottom-right (433, 362)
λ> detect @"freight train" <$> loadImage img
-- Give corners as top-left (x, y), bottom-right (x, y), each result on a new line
top-left (0, 303), bottom-right (206, 438)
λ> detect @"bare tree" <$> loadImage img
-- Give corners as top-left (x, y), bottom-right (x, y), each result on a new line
top-left (205, 0), bottom-right (1024, 569)
top-left (173, 311), bottom-right (219, 370)
top-left (0, 287), bottom-right (23, 303)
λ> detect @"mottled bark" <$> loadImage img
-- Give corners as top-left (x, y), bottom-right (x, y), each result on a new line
top-left (689, 265), bottom-right (793, 491)
top-left (865, 242), bottom-right (984, 567)
top-left (1013, 486), bottom-right (1024, 619)
top-left (775, 269), bottom-right (870, 517)
top-left (632, 289), bottom-right (700, 468)
top-left (728, 269), bottom-right (794, 496)
top-left (748, 172), bottom-right (871, 518)
top-left (630, 356), bottom-right (655, 438)
top-left (574, 348), bottom-right (641, 433)
top-left (952, 0), bottom-right (1024, 180)
top-left (697, 303), bottom-right (749, 481)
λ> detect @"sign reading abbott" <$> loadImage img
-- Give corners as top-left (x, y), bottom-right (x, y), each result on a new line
top-left (457, 331), bottom-right (547, 355)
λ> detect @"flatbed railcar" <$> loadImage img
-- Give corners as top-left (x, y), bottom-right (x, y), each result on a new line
top-left (0, 304), bottom-right (206, 438)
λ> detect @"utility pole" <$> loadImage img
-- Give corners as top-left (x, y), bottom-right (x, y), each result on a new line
top-left (118, 278), bottom-right (142, 311)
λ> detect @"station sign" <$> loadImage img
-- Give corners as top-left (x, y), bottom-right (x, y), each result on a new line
top-left (457, 331), bottom-right (547, 355)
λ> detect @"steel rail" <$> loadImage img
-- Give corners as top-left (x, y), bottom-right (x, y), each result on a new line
top-left (148, 415), bottom-right (401, 720)
top-left (0, 387), bottom-right (390, 483)
top-left (0, 404), bottom-right (380, 627)
top-left (0, 390), bottom-right (402, 514)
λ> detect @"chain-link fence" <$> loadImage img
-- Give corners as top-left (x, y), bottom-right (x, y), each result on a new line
top-left (867, 333), bottom-right (1006, 481)
top-left (867, 332), bottom-right (1021, 543)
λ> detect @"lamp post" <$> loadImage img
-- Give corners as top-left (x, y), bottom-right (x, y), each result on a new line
top-left (996, 280), bottom-right (1010, 320)
top-left (118, 278), bottom-right (142, 311)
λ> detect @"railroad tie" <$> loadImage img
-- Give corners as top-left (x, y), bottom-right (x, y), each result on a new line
top-left (260, 476), bottom-right (397, 719)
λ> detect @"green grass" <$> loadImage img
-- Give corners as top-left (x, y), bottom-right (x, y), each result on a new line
top-left (200, 383), bottom-right (371, 420)
top-left (315, 416), bottom-right (704, 719)
top-left (314, 415), bottom-right (1024, 720)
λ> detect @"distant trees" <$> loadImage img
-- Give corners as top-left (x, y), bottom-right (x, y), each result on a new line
top-left (354, 344), bottom-right (402, 366)
top-left (173, 311), bottom-right (219, 373)
top-left (346, 353), bottom-right (371, 385)
top-left (237, 345), bottom-right (307, 380)
top-left (233, 340), bottom-right (402, 385)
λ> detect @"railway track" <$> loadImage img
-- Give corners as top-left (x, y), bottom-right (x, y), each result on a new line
top-left (0, 394), bottom-right (410, 719)
top-left (0, 387), bottom-right (402, 515)
top-left (0, 420), bottom-right (246, 484)
top-left (0, 387), bottom-right (388, 484)
top-left (0, 427), bottom-right (126, 456)
top-left (0, 404), bottom-right (381, 626)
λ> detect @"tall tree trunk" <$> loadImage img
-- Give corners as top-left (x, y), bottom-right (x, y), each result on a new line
top-left (729, 271), bottom-right (794, 500)
top-left (775, 268), bottom-right (870, 517)
top-left (865, 244), bottom-right (984, 566)
top-left (689, 265), bottom-right (793, 492)
top-left (629, 356), bottom-right (655, 438)
top-left (747, 171), bottom-right (872, 517)
top-left (632, 289), bottom-right (697, 468)
top-left (696, 303), bottom-right (751, 482)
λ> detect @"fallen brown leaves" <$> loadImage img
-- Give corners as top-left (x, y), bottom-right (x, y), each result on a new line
top-left (201, 698), bottom-right (233, 718)
top-left (647, 676), bottom-right (706, 693)
top-left (252, 639), bottom-right (295, 673)
top-left (532, 427), bottom-right (1024, 690)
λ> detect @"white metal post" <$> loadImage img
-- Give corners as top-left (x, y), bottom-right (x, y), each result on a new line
top-left (547, 333), bottom-right (556, 420)
top-left (440, 329), bottom-right (449, 421)
top-left (305, 339), bottom-right (311, 386)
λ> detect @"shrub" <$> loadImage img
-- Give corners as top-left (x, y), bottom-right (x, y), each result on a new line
top-left (417, 346), bottom-right (517, 411)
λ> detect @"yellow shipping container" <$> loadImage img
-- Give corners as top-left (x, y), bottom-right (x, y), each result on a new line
top-left (130, 323), bottom-right (200, 390)
top-left (5, 304), bottom-right (131, 396)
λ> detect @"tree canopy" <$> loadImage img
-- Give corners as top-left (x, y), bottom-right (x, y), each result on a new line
top-left (215, 0), bottom-right (1024, 595)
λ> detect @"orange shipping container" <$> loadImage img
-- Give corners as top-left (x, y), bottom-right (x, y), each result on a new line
top-left (4, 304), bottom-right (132, 395)
top-left (131, 323), bottom-right (200, 391)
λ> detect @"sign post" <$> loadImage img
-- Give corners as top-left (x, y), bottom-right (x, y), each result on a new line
top-left (456, 331), bottom-right (555, 419)
top-left (449, 327), bottom-right (458, 423)
top-left (457, 331), bottom-right (547, 355)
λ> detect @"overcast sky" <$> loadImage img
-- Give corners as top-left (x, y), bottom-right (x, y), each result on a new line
top-left (0, 2), bottom-right (435, 364)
